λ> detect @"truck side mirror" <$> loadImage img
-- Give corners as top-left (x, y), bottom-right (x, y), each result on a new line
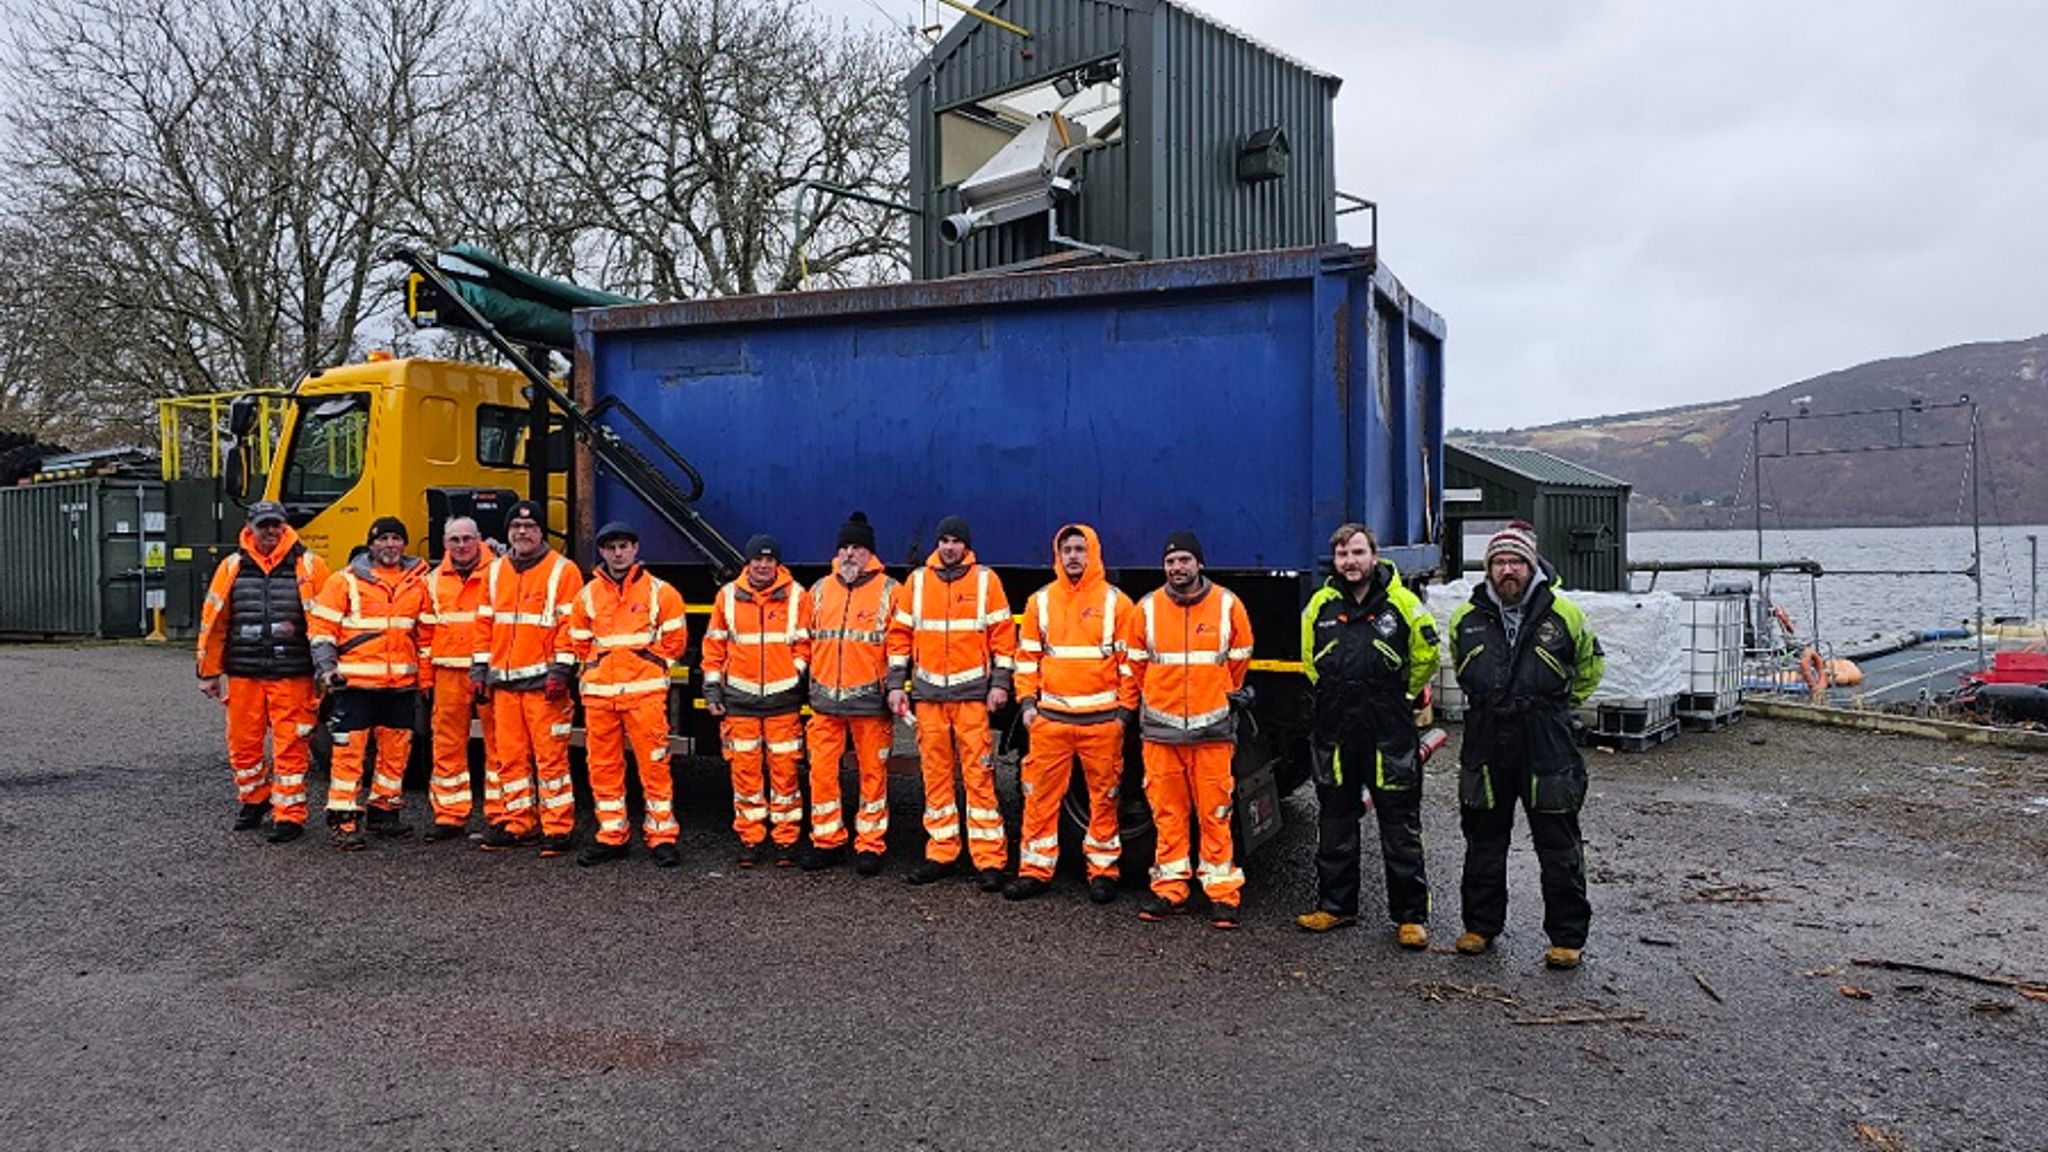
top-left (227, 395), bottom-right (259, 439)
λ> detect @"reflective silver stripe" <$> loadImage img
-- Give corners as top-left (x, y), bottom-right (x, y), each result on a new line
top-left (430, 656), bottom-right (471, 668)
top-left (435, 610), bottom-right (475, 625)
top-left (992, 655), bottom-right (1015, 670)
top-left (728, 630), bottom-right (800, 644)
top-left (498, 612), bottom-right (559, 626)
top-left (581, 678), bottom-right (668, 697)
top-left (548, 723), bottom-right (573, 737)
top-left (1217, 590), bottom-right (1236, 658)
top-left (540, 793), bottom-right (575, 810)
top-left (649, 746), bottom-right (668, 761)
top-left (1041, 689), bottom-right (1118, 710)
top-left (979, 610), bottom-right (1009, 628)
top-left (373, 773), bottom-right (404, 791)
top-left (1142, 594), bottom-right (1156, 656)
top-left (814, 819), bottom-right (845, 836)
top-left (274, 773), bottom-right (306, 789)
top-left (431, 773), bottom-right (467, 789)
top-left (495, 662), bottom-right (552, 680)
top-left (595, 799), bottom-right (627, 813)
top-left (1084, 835), bottom-right (1121, 852)
top-left (568, 627), bottom-right (595, 642)
top-left (702, 670), bottom-right (724, 684)
top-left (1226, 647), bottom-right (1253, 660)
top-left (500, 777), bottom-right (531, 795)
top-left (647, 819), bottom-right (679, 834)
top-left (340, 616), bottom-right (415, 630)
top-left (659, 617), bottom-right (686, 635)
top-left (927, 825), bottom-right (959, 841)
top-left (725, 674), bottom-right (802, 696)
top-left (1151, 856), bottom-right (1192, 881)
top-left (924, 804), bottom-right (957, 822)
top-left (337, 662), bottom-right (417, 677)
top-left (813, 683), bottom-right (882, 701)
top-left (310, 604), bottom-right (345, 623)
top-left (855, 815), bottom-right (888, 833)
top-left (1197, 861), bottom-right (1245, 885)
top-left (705, 629), bottom-right (731, 641)
top-left (734, 805), bottom-right (768, 820)
top-left (541, 774), bottom-right (572, 791)
top-left (727, 738), bottom-right (762, 752)
top-left (811, 800), bottom-right (842, 818)
top-left (967, 805), bottom-right (1002, 822)
top-left (1021, 847), bottom-right (1056, 868)
top-left (767, 739), bottom-right (803, 755)
top-left (967, 826), bottom-right (1004, 841)
top-left (914, 667), bottom-right (987, 688)
top-left (1044, 645), bottom-right (1110, 659)
top-left (594, 631), bottom-right (655, 648)
top-left (1149, 651), bottom-right (1226, 667)
top-left (814, 628), bottom-right (887, 643)
top-left (1143, 704), bottom-right (1231, 730)
top-left (294, 724), bottom-right (316, 737)
top-left (1015, 661), bottom-right (1040, 675)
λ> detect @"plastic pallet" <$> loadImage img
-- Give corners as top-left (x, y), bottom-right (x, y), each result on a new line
top-left (1678, 706), bottom-right (1744, 732)
top-left (1580, 719), bottom-right (1680, 752)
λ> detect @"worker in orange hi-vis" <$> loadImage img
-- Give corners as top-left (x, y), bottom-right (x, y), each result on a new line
top-left (885, 514), bottom-right (1018, 894)
top-left (799, 511), bottom-right (905, 877)
top-left (1128, 530), bottom-right (1255, 930)
top-left (471, 499), bottom-right (584, 858)
top-left (702, 534), bottom-right (812, 868)
top-left (1007, 523), bottom-right (1141, 905)
top-left (194, 499), bottom-right (330, 843)
top-left (416, 516), bottom-right (498, 842)
top-left (563, 520), bottom-right (690, 868)
top-left (308, 517), bottom-right (431, 850)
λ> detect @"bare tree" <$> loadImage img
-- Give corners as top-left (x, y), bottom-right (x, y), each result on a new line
top-left (510, 0), bottom-right (913, 298)
top-left (1, 0), bottom-right (481, 408)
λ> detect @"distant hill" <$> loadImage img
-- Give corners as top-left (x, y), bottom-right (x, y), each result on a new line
top-left (1456, 335), bottom-right (2048, 529)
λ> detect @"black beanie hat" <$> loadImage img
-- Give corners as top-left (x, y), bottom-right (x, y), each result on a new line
top-left (367, 516), bottom-right (409, 545)
top-left (836, 511), bottom-right (876, 552)
top-left (744, 533), bottom-right (782, 561)
top-left (1163, 529), bottom-right (1204, 564)
top-left (935, 514), bottom-right (972, 547)
top-left (596, 520), bottom-right (638, 547)
top-left (505, 499), bottom-right (544, 527)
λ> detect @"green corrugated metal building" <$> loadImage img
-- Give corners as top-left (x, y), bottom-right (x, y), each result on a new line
top-left (1446, 443), bottom-right (1632, 592)
top-left (909, 0), bottom-right (1342, 278)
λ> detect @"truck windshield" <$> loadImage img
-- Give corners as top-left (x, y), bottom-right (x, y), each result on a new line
top-left (279, 392), bottom-right (369, 512)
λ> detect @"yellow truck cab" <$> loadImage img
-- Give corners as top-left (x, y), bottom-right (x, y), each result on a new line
top-left (252, 354), bottom-right (568, 567)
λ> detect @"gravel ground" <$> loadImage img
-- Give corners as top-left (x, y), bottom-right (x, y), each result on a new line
top-left (1, 643), bottom-right (2043, 1151)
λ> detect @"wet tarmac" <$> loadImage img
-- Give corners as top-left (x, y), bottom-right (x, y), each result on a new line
top-left (1, 644), bottom-right (2043, 1150)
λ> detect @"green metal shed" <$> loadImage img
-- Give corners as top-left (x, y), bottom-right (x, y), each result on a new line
top-left (908, 0), bottom-right (1342, 278)
top-left (1445, 442), bottom-right (1632, 592)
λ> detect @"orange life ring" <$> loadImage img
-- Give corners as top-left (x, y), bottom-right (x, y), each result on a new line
top-left (1773, 603), bottom-right (1796, 637)
top-left (1798, 647), bottom-right (1826, 691)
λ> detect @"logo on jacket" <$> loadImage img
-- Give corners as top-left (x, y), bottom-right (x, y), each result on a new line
top-left (1373, 610), bottom-right (1400, 637)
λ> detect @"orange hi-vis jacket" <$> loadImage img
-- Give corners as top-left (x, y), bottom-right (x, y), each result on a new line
top-left (702, 566), bottom-right (810, 716)
top-left (196, 524), bottom-right (330, 680)
top-left (806, 556), bottom-right (906, 717)
top-left (308, 553), bottom-right (432, 690)
top-left (1131, 577), bottom-right (1255, 745)
top-left (475, 548), bottom-right (583, 688)
top-left (565, 564), bottom-right (690, 703)
top-left (418, 554), bottom-right (494, 674)
top-left (886, 547), bottom-right (1017, 704)
top-left (1016, 524), bottom-right (1140, 725)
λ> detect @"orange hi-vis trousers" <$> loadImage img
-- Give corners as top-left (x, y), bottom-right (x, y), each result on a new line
top-left (915, 700), bottom-right (1006, 871)
top-left (1142, 740), bottom-right (1245, 908)
top-left (723, 712), bottom-right (804, 848)
top-left (223, 675), bottom-right (319, 824)
top-left (1018, 718), bottom-right (1124, 882)
top-left (806, 713), bottom-right (893, 855)
top-left (428, 668), bottom-right (494, 826)
top-left (326, 725), bottom-right (412, 814)
top-left (493, 687), bottom-right (577, 838)
top-left (586, 696), bottom-right (678, 848)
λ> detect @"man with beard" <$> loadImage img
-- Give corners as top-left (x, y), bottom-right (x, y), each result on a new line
top-left (1449, 521), bottom-right (1604, 969)
top-left (1129, 531), bottom-right (1254, 929)
top-left (1296, 523), bottom-right (1441, 948)
top-left (801, 512), bottom-right (904, 876)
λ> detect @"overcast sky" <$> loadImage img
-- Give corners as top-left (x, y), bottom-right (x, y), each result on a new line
top-left (819, 0), bottom-right (2048, 429)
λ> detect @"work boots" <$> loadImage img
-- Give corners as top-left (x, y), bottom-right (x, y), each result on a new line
top-left (1088, 876), bottom-right (1119, 905)
top-left (422, 821), bottom-right (467, 842)
top-left (649, 843), bottom-right (681, 869)
top-left (800, 845), bottom-right (846, 872)
top-left (366, 806), bottom-right (412, 839)
top-left (327, 810), bottom-right (366, 852)
top-left (1296, 910), bottom-right (1359, 933)
top-left (904, 859), bottom-right (957, 885)
top-left (854, 852), bottom-right (885, 877)
top-left (1544, 946), bottom-right (1584, 970)
top-left (264, 821), bottom-right (304, 844)
top-left (1454, 931), bottom-right (1494, 955)
top-left (1396, 923), bottom-right (1430, 950)
top-left (577, 842), bottom-right (629, 867)
top-left (1002, 876), bottom-right (1049, 902)
top-left (233, 802), bottom-right (268, 831)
